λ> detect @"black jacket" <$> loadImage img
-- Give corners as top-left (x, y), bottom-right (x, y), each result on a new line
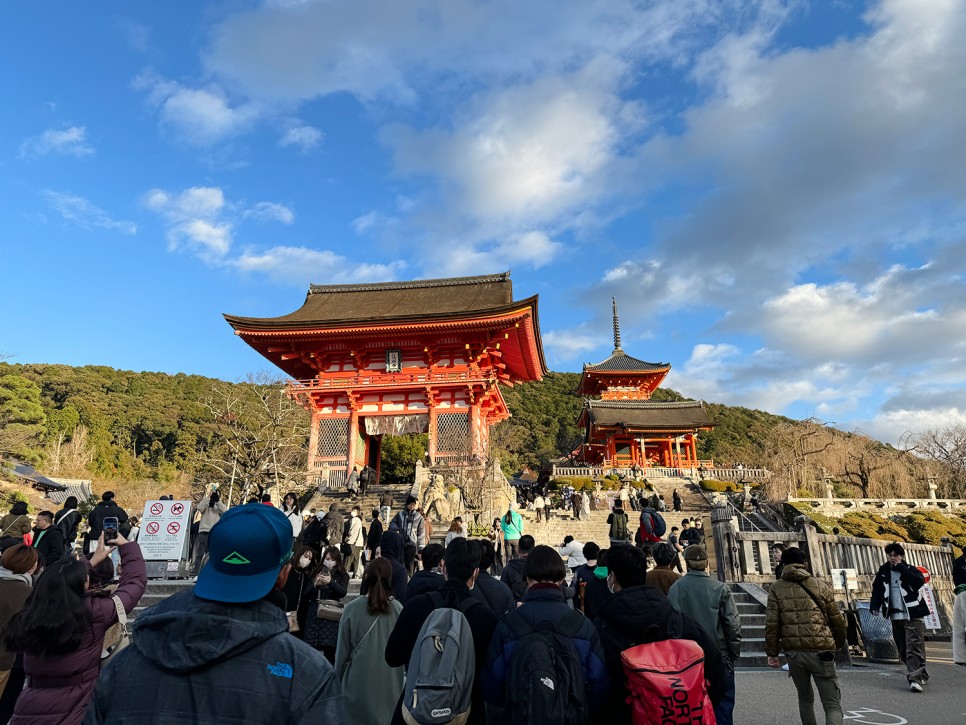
top-left (361, 530), bottom-right (408, 603)
top-left (870, 561), bottom-right (930, 619)
top-left (32, 525), bottom-right (64, 564)
top-left (470, 572), bottom-right (515, 618)
top-left (83, 589), bottom-right (346, 724)
top-left (385, 580), bottom-right (498, 725)
top-left (321, 511), bottom-right (344, 547)
top-left (54, 507), bottom-right (80, 545)
top-left (406, 570), bottom-right (445, 600)
top-left (366, 518), bottom-right (384, 551)
top-left (594, 585), bottom-right (727, 724)
top-left (954, 554), bottom-right (966, 588)
top-left (87, 501), bottom-right (129, 540)
top-left (500, 555), bottom-right (528, 602)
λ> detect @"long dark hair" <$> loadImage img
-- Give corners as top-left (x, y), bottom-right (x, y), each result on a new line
top-left (321, 546), bottom-right (348, 578)
top-left (283, 491), bottom-right (299, 515)
top-left (504, 508), bottom-right (513, 525)
top-left (364, 558), bottom-right (393, 615)
top-left (3, 557), bottom-right (91, 656)
top-left (62, 496), bottom-right (79, 511)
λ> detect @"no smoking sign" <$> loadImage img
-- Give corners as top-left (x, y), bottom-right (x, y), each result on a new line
top-left (150, 503), bottom-right (164, 515)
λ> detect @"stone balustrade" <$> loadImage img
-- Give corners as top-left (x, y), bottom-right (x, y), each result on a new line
top-left (711, 505), bottom-right (958, 635)
top-left (788, 497), bottom-right (966, 517)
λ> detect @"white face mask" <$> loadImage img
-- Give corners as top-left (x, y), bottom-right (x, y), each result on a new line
top-left (298, 556), bottom-right (312, 568)
top-left (323, 559), bottom-right (336, 569)
top-left (350, 511), bottom-right (357, 518)
top-left (316, 512), bottom-right (325, 519)
top-left (606, 573), bottom-right (616, 594)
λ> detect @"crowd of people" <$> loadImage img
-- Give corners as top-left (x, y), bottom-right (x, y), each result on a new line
top-left (0, 484), bottom-right (961, 725)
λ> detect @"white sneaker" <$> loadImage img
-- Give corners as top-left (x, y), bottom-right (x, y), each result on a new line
top-left (910, 681), bottom-right (923, 693)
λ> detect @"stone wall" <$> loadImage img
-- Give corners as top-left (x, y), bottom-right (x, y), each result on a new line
top-left (787, 496), bottom-right (966, 518)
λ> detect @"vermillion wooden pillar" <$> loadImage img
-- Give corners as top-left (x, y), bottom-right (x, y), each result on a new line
top-left (469, 404), bottom-right (481, 458)
top-left (307, 412), bottom-right (320, 478)
top-left (427, 406), bottom-right (438, 463)
top-left (346, 410), bottom-right (360, 475)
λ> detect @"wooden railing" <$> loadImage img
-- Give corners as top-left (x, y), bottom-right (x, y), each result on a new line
top-left (289, 370), bottom-right (495, 391)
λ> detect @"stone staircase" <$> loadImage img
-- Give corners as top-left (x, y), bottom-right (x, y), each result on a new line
top-left (731, 583), bottom-right (769, 667)
top-left (300, 482), bottom-right (414, 522)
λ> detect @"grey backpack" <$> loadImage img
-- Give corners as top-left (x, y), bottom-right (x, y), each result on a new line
top-left (402, 592), bottom-right (478, 725)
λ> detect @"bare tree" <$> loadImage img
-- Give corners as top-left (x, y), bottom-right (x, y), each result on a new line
top-left (914, 424), bottom-right (966, 498)
top-left (198, 373), bottom-right (310, 505)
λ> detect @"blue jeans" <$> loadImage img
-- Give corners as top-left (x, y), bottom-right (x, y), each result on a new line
top-left (714, 659), bottom-right (736, 725)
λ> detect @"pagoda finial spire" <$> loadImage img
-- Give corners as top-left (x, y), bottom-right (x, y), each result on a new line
top-left (612, 297), bottom-right (623, 353)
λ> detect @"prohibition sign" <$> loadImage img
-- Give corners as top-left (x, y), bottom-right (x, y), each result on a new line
top-left (167, 522), bottom-right (181, 535)
top-left (146, 522), bottom-right (160, 535)
top-left (171, 502), bottom-right (184, 516)
top-left (150, 503), bottom-right (164, 515)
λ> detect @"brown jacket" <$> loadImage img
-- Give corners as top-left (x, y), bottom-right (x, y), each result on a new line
top-left (766, 564), bottom-right (846, 656)
top-left (645, 566), bottom-right (680, 596)
top-left (0, 513), bottom-right (31, 540)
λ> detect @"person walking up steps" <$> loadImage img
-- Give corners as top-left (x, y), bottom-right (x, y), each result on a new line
top-left (766, 546), bottom-right (847, 725)
top-left (501, 503), bottom-right (524, 561)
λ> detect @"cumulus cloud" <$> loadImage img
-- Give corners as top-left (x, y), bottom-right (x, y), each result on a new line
top-left (42, 191), bottom-right (136, 234)
top-left (542, 328), bottom-right (604, 364)
top-left (279, 123), bottom-right (323, 151)
top-left (234, 245), bottom-right (406, 285)
top-left (134, 72), bottom-right (259, 145)
top-left (243, 201), bottom-right (295, 224)
top-left (20, 126), bottom-right (94, 158)
top-left (144, 186), bottom-right (232, 258)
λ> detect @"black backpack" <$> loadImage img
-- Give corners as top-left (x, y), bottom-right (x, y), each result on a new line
top-left (503, 609), bottom-right (590, 725)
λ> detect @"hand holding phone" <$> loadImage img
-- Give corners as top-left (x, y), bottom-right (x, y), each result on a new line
top-left (103, 517), bottom-right (119, 543)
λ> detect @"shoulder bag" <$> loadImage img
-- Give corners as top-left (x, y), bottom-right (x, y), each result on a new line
top-left (101, 596), bottom-right (131, 662)
top-left (317, 598), bottom-right (345, 621)
top-left (343, 616), bottom-right (380, 672)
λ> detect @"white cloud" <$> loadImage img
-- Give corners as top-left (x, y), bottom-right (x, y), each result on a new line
top-left (234, 245), bottom-right (406, 285)
top-left (134, 72), bottom-right (259, 146)
top-left (243, 201), bottom-right (295, 224)
top-left (542, 328), bottom-right (603, 363)
top-left (20, 126), bottom-right (94, 158)
top-left (144, 186), bottom-right (231, 258)
top-left (42, 191), bottom-right (136, 234)
top-left (279, 123), bottom-right (323, 151)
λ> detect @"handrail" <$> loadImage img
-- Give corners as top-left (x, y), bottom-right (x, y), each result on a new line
top-left (696, 486), bottom-right (762, 532)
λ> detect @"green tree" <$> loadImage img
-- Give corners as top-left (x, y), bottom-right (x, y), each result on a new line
top-left (0, 373), bottom-right (47, 462)
top-left (380, 434), bottom-right (428, 484)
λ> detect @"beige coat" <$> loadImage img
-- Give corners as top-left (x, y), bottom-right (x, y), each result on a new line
top-left (953, 588), bottom-right (966, 665)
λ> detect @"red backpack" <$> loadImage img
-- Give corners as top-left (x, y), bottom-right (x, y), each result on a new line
top-left (619, 612), bottom-right (716, 725)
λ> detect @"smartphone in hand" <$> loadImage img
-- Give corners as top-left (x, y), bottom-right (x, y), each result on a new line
top-left (103, 517), bottom-right (119, 542)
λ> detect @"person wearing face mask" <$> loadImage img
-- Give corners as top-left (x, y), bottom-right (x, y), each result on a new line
top-left (281, 492), bottom-right (303, 548)
top-left (282, 546), bottom-right (318, 637)
top-left (343, 508), bottom-right (365, 579)
top-left (593, 544), bottom-right (726, 724)
top-left (304, 547), bottom-right (350, 664)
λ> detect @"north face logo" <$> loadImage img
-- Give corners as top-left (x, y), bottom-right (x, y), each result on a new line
top-left (267, 662), bottom-right (293, 679)
top-left (222, 551), bottom-right (251, 565)
top-left (540, 677), bottom-right (555, 691)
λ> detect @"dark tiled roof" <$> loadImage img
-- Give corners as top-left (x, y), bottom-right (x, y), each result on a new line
top-left (47, 478), bottom-right (93, 505)
top-left (586, 400), bottom-right (715, 430)
top-left (583, 351), bottom-right (670, 372)
top-left (7, 463), bottom-right (67, 491)
top-left (225, 272), bottom-right (516, 329)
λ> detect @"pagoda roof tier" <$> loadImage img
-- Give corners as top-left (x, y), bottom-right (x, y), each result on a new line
top-left (224, 271), bottom-right (547, 382)
top-left (583, 351), bottom-right (670, 373)
top-left (579, 399), bottom-right (716, 432)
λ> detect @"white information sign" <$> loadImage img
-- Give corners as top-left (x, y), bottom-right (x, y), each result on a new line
top-left (831, 568), bottom-right (859, 592)
top-left (139, 500), bottom-right (192, 561)
top-left (920, 583), bottom-right (941, 630)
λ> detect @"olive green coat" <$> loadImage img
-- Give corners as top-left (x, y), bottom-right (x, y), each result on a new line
top-left (765, 564), bottom-right (846, 656)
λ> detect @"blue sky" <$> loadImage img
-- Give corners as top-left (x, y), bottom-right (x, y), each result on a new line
top-left (2, 0), bottom-right (964, 444)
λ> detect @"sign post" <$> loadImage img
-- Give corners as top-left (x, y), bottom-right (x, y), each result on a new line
top-left (916, 566), bottom-right (941, 631)
top-left (140, 500), bottom-right (193, 579)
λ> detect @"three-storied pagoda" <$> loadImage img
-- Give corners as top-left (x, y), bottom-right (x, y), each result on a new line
top-left (225, 272), bottom-right (546, 487)
top-left (575, 300), bottom-right (715, 469)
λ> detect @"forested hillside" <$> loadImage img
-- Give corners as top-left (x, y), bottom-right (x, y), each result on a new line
top-left (1, 363), bottom-right (962, 505)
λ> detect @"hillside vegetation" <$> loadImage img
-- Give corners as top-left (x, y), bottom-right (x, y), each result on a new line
top-left (1, 363), bottom-right (961, 512)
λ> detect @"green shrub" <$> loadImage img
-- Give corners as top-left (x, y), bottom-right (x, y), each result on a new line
top-left (699, 479), bottom-right (735, 492)
top-left (904, 511), bottom-right (966, 548)
top-left (782, 502), bottom-right (839, 534)
top-left (837, 513), bottom-right (911, 541)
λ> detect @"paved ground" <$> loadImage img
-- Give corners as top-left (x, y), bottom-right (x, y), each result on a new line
top-left (734, 643), bottom-right (965, 724)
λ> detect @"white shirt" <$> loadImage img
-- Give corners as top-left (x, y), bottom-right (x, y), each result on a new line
top-left (558, 540), bottom-right (587, 568)
top-left (534, 496), bottom-right (545, 508)
top-left (284, 507), bottom-right (303, 537)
